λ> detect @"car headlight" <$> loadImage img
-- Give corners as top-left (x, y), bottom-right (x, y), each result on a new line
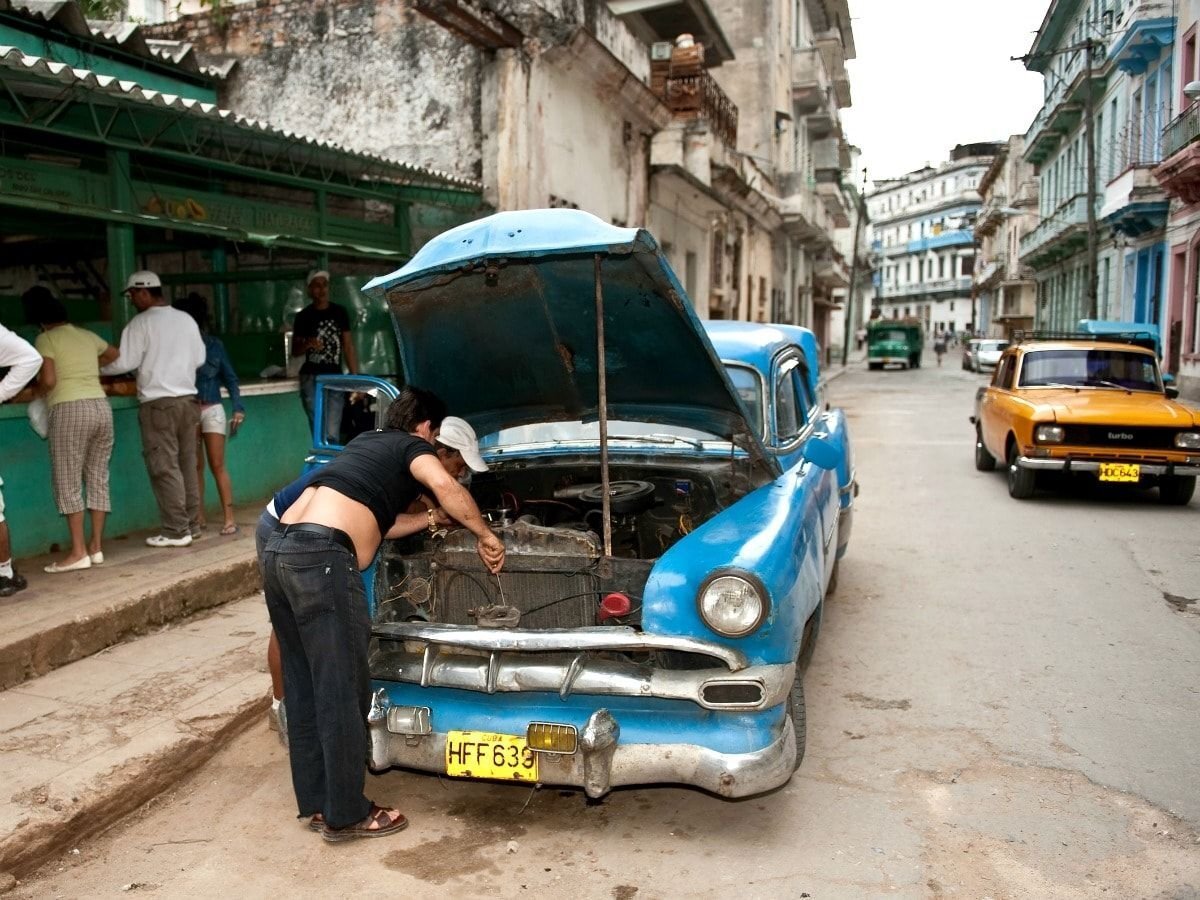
top-left (1035, 424), bottom-right (1065, 443)
top-left (698, 574), bottom-right (767, 637)
top-left (1176, 431), bottom-right (1200, 449)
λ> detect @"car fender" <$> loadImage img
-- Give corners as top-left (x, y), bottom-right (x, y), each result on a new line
top-left (639, 460), bottom-right (832, 666)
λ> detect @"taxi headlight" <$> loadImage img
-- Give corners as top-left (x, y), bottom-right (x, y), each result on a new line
top-left (698, 574), bottom-right (767, 637)
top-left (1175, 432), bottom-right (1200, 449)
top-left (1035, 424), bottom-right (1065, 443)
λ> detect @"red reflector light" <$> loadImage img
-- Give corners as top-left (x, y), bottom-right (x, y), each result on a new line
top-left (598, 592), bottom-right (632, 623)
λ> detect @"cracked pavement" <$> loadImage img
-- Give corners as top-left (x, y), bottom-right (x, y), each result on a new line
top-left (10, 361), bottom-right (1200, 898)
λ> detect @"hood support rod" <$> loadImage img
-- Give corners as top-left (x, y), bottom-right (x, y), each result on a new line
top-left (594, 253), bottom-right (613, 558)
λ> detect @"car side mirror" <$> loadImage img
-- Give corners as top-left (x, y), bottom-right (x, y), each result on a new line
top-left (1165, 386), bottom-right (1180, 399)
top-left (803, 433), bottom-right (841, 470)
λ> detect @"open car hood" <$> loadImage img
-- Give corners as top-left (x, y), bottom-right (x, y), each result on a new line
top-left (363, 209), bottom-right (772, 465)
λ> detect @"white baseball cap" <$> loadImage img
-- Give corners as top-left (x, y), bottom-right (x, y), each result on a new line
top-left (306, 269), bottom-right (330, 286)
top-left (437, 417), bottom-right (488, 472)
top-left (124, 270), bottom-right (162, 291)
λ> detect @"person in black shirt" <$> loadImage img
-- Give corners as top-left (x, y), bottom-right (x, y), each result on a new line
top-left (263, 386), bottom-right (504, 842)
top-left (292, 270), bottom-right (358, 429)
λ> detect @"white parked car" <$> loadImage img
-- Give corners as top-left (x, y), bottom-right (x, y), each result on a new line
top-left (968, 339), bottom-right (1009, 372)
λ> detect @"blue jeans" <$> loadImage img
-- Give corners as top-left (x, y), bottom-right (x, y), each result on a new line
top-left (262, 528), bottom-right (372, 828)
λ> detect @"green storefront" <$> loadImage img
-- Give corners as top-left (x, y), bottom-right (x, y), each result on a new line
top-left (0, 9), bottom-right (481, 558)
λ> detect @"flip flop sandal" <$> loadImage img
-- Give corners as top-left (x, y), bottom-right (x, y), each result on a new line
top-left (321, 804), bottom-right (408, 843)
top-left (220, 524), bottom-right (240, 536)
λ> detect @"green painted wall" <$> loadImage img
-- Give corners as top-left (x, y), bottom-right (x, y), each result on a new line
top-left (0, 390), bottom-right (311, 559)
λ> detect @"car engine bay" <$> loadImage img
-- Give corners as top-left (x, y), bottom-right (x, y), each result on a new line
top-left (373, 457), bottom-right (756, 632)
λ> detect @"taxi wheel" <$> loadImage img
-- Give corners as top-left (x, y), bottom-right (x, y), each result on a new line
top-left (798, 601), bottom-right (822, 672)
top-left (1006, 445), bottom-right (1036, 499)
top-left (974, 426), bottom-right (996, 472)
top-left (787, 675), bottom-right (807, 771)
top-left (1159, 475), bottom-right (1196, 506)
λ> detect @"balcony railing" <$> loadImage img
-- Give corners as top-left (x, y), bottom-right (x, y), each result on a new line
top-left (663, 72), bottom-right (739, 149)
top-left (1019, 194), bottom-right (1090, 260)
top-left (1107, 104), bottom-right (1170, 175)
top-left (1163, 100), bottom-right (1200, 160)
top-left (879, 277), bottom-right (972, 300)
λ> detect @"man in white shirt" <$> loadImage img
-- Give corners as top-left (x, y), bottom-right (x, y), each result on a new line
top-left (103, 272), bottom-right (207, 547)
top-left (0, 322), bottom-right (43, 595)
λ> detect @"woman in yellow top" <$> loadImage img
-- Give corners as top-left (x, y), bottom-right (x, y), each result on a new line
top-left (25, 288), bottom-right (120, 573)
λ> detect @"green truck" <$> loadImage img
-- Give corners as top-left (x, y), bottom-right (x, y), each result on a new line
top-left (867, 319), bottom-right (923, 370)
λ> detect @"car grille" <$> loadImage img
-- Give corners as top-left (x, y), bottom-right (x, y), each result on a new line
top-left (1060, 425), bottom-right (1179, 450)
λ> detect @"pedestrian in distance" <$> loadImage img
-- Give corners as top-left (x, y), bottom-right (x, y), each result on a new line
top-left (0, 320), bottom-right (43, 597)
top-left (292, 270), bottom-right (357, 433)
top-left (262, 388), bottom-right (504, 841)
top-left (24, 287), bottom-right (120, 573)
top-left (178, 293), bottom-right (245, 537)
top-left (255, 415), bottom-right (489, 749)
top-left (102, 271), bottom-right (207, 548)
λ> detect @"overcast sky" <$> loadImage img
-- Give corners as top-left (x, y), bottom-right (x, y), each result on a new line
top-left (840, 0), bottom-right (1049, 189)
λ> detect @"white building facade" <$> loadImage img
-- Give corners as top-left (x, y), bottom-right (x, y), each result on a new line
top-left (974, 135), bottom-right (1039, 337)
top-left (868, 143), bottom-right (1002, 336)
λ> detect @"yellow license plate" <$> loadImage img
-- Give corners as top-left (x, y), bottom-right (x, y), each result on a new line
top-left (446, 731), bottom-right (538, 782)
top-left (1098, 462), bottom-right (1140, 483)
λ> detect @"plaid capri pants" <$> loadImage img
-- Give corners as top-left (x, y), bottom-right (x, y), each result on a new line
top-left (48, 398), bottom-right (114, 516)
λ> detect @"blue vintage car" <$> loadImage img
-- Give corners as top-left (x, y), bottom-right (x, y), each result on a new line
top-left (308, 209), bottom-right (856, 798)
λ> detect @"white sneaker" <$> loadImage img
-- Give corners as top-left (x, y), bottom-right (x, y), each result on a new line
top-left (145, 534), bottom-right (193, 548)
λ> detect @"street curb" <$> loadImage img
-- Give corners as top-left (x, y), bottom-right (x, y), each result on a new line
top-left (0, 687), bottom-right (269, 880)
top-left (0, 559), bottom-right (260, 693)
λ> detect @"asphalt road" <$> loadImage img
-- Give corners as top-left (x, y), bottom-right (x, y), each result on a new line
top-left (14, 358), bottom-right (1200, 899)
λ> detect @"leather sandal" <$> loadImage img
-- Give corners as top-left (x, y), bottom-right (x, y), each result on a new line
top-left (321, 803), bottom-right (408, 843)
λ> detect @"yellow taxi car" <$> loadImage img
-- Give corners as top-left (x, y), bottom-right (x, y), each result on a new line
top-left (970, 332), bottom-right (1200, 504)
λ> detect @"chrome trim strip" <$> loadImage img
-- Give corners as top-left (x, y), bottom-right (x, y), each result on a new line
top-left (1016, 457), bottom-right (1200, 476)
top-left (370, 646), bottom-right (792, 710)
top-left (372, 623), bottom-right (750, 670)
top-left (367, 707), bottom-right (797, 798)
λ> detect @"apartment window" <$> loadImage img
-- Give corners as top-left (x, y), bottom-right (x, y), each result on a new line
top-left (905, 261), bottom-right (911, 281)
top-left (685, 251), bottom-right (698, 301)
top-left (1182, 31), bottom-right (1197, 111)
top-left (961, 255), bottom-right (974, 276)
top-left (1194, 252), bottom-right (1200, 353)
top-left (938, 255), bottom-right (945, 278)
top-left (712, 230), bottom-right (724, 286)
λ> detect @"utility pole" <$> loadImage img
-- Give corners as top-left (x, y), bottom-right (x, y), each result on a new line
top-left (1084, 38), bottom-right (1099, 319)
top-left (841, 169), bottom-right (867, 367)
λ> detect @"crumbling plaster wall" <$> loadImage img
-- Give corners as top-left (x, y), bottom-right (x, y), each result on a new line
top-left (146, 0), bottom-right (483, 181)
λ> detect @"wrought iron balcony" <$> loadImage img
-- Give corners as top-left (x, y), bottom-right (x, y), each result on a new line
top-left (663, 71), bottom-right (738, 149)
top-left (1163, 101), bottom-right (1200, 160)
top-left (1019, 194), bottom-right (1091, 268)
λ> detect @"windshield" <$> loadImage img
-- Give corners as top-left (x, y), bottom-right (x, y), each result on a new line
top-left (480, 419), bottom-right (727, 449)
top-left (872, 329), bottom-right (910, 342)
top-left (1018, 349), bottom-right (1162, 391)
top-left (978, 340), bottom-right (1008, 352)
top-left (479, 363), bottom-right (764, 450)
top-left (723, 364), bottom-right (763, 437)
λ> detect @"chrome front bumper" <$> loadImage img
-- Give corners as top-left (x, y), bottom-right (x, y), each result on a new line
top-left (366, 702), bottom-right (797, 799)
top-left (1016, 457), bottom-right (1200, 476)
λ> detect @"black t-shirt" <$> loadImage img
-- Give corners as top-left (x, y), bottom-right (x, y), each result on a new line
top-left (294, 303), bottom-right (351, 374)
top-left (307, 430), bottom-right (436, 535)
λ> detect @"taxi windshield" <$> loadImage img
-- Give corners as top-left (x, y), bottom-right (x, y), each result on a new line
top-left (874, 329), bottom-right (909, 342)
top-left (1018, 349), bottom-right (1161, 392)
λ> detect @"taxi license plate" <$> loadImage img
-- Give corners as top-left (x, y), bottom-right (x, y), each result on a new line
top-left (1099, 462), bottom-right (1140, 483)
top-left (446, 731), bottom-right (538, 782)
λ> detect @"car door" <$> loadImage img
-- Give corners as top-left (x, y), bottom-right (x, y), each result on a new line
top-left (771, 350), bottom-right (837, 590)
top-left (979, 352), bottom-right (1016, 459)
top-left (307, 374), bottom-right (401, 468)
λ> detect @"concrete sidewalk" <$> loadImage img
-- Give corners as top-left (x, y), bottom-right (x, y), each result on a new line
top-left (0, 503), bottom-right (265, 692)
top-left (0, 503), bottom-right (274, 883)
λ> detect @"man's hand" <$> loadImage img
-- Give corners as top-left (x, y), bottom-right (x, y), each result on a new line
top-left (477, 531), bottom-right (505, 574)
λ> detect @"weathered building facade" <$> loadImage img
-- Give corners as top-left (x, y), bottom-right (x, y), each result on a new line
top-left (1153, 0), bottom-right (1200, 397)
top-left (1022, 0), bottom-right (1174, 335)
top-left (868, 143), bottom-right (1001, 336)
top-left (148, 0), bottom-right (863, 353)
top-left (974, 135), bottom-right (1039, 337)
